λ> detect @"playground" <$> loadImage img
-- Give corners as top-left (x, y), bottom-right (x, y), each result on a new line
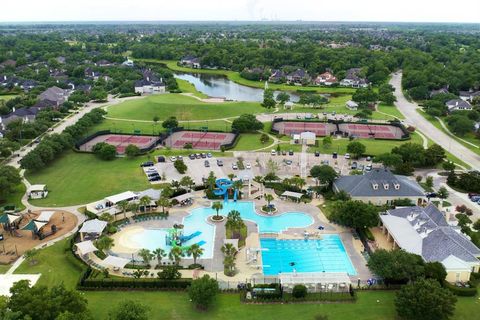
top-left (78, 133), bottom-right (161, 154)
top-left (164, 130), bottom-right (237, 150)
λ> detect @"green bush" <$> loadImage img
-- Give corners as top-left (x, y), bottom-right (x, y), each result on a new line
top-left (444, 281), bottom-right (478, 296)
top-left (292, 284), bottom-right (307, 298)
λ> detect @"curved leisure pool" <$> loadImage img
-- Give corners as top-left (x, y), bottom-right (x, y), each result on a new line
top-left (114, 201), bottom-right (313, 259)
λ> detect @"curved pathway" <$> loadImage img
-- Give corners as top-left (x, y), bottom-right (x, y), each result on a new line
top-left (390, 72), bottom-right (480, 170)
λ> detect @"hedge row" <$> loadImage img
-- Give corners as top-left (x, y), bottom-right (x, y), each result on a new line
top-left (78, 278), bottom-right (191, 290)
top-left (444, 281), bottom-right (478, 297)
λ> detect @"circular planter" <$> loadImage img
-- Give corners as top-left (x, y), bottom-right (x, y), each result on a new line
top-left (260, 207), bottom-right (278, 214)
top-left (209, 215), bottom-right (225, 223)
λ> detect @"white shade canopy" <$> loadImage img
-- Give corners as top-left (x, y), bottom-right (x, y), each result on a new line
top-left (79, 219), bottom-right (108, 234)
top-left (34, 220), bottom-right (48, 231)
top-left (282, 191), bottom-right (303, 199)
top-left (27, 184), bottom-right (46, 192)
top-left (75, 240), bottom-right (98, 255)
top-left (105, 191), bottom-right (137, 204)
top-left (37, 211), bottom-right (55, 222)
top-left (7, 213), bottom-right (21, 224)
top-left (173, 193), bottom-right (194, 202)
top-left (103, 255), bottom-right (130, 268)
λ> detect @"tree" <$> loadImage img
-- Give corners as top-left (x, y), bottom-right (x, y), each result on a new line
top-left (23, 248), bottom-right (39, 266)
top-left (137, 249), bottom-right (154, 266)
top-left (95, 236), bottom-right (114, 253)
top-left (322, 136), bottom-right (332, 149)
top-left (168, 246), bottom-right (184, 266)
top-left (264, 193), bottom-right (274, 207)
top-left (330, 200), bottom-right (379, 229)
top-left (266, 159), bottom-right (279, 175)
top-left (352, 87), bottom-right (378, 108)
top-left (442, 161), bottom-right (455, 172)
top-left (367, 249), bottom-right (425, 283)
top-left (276, 91), bottom-right (290, 104)
top-left (231, 114), bottom-right (264, 132)
top-left (180, 176), bottom-right (195, 192)
top-left (152, 248), bottom-right (166, 266)
top-left (162, 116), bottom-right (178, 129)
top-left (0, 165), bottom-right (21, 200)
top-left (260, 133), bottom-right (269, 144)
top-left (188, 275), bottom-right (219, 310)
top-left (292, 284), bottom-right (307, 298)
top-left (424, 261), bottom-right (447, 284)
top-left (7, 281), bottom-right (90, 320)
top-left (262, 89), bottom-right (276, 108)
top-left (108, 300), bottom-right (150, 320)
top-left (395, 279), bottom-right (456, 320)
top-left (346, 141), bottom-right (366, 159)
top-left (205, 171), bottom-right (217, 191)
top-left (310, 165), bottom-right (338, 187)
top-left (226, 210), bottom-right (245, 238)
top-left (186, 243), bottom-right (204, 265)
top-left (92, 142), bottom-right (116, 160)
top-left (373, 153), bottom-right (403, 169)
top-left (392, 143), bottom-right (426, 167)
top-left (425, 144), bottom-right (446, 166)
top-left (221, 243), bottom-right (238, 275)
top-left (157, 197), bottom-right (171, 214)
top-left (425, 176), bottom-right (434, 189)
top-left (174, 159), bottom-right (187, 174)
top-left (157, 266), bottom-right (181, 280)
top-left (125, 144), bottom-right (140, 158)
top-left (437, 186), bottom-right (449, 199)
top-left (118, 200), bottom-right (129, 219)
top-left (212, 201), bottom-right (223, 219)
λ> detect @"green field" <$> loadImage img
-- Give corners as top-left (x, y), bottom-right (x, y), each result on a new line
top-left (26, 151), bottom-right (152, 206)
top-left (0, 183), bottom-right (26, 211)
top-left (377, 103), bottom-right (405, 119)
top-left (0, 264), bottom-right (11, 274)
top-left (14, 237), bottom-right (479, 320)
top-left (140, 59), bottom-right (357, 95)
top-left (176, 78), bottom-right (209, 98)
top-left (232, 133), bottom-right (273, 151)
top-left (107, 93), bottom-right (265, 121)
top-left (0, 94), bottom-right (18, 101)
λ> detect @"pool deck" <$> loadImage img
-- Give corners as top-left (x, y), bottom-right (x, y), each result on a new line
top-left (105, 191), bottom-right (372, 282)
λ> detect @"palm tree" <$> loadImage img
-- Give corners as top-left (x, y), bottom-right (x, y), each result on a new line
top-left (253, 175), bottom-right (264, 190)
top-left (206, 171), bottom-right (217, 191)
top-left (171, 180), bottom-right (181, 193)
top-left (221, 243), bottom-right (238, 257)
top-left (297, 178), bottom-right (306, 190)
top-left (226, 210), bottom-right (245, 238)
top-left (152, 248), bottom-right (167, 266)
top-left (168, 246), bottom-right (184, 266)
top-left (95, 236), bottom-right (114, 253)
top-left (232, 180), bottom-right (243, 199)
top-left (117, 200), bottom-right (129, 220)
top-left (157, 197), bottom-right (171, 215)
top-left (139, 196), bottom-right (151, 213)
top-left (180, 176), bottom-right (195, 192)
top-left (186, 244), bottom-right (204, 265)
top-left (265, 194), bottom-right (274, 207)
top-left (138, 248), bottom-right (154, 266)
top-left (129, 202), bottom-right (140, 217)
top-left (212, 201), bottom-right (223, 219)
top-left (99, 212), bottom-right (114, 224)
top-left (227, 173), bottom-right (235, 181)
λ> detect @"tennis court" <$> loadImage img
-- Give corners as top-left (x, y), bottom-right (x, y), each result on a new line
top-left (272, 121), bottom-right (336, 136)
top-left (338, 123), bottom-right (403, 139)
top-left (78, 133), bottom-right (161, 154)
top-left (164, 131), bottom-right (236, 150)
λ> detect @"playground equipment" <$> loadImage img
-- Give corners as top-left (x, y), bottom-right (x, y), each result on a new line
top-left (165, 227), bottom-right (204, 250)
top-left (213, 178), bottom-right (238, 202)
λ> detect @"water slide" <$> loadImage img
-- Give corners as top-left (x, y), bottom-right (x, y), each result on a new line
top-left (213, 178), bottom-right (237, 202)
top-left (179, 231), bottom-right (202, 242)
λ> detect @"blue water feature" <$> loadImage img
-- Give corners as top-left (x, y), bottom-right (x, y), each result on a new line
top-left (260, 235), bottom-right (357, 276)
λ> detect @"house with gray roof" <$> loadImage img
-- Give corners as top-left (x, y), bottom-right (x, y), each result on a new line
top-left (333, 168), bottom-right (425, 205)
top-left (380, 204), bottom-right (480, 283)
top-left (445, 99), bottom-right (472, 112)
top-left (39, 86), bottom-right (71, 107)
top-left (340, 68), bottom-right (369, 88)
top-left (459, 90), bottom-right (480, 103)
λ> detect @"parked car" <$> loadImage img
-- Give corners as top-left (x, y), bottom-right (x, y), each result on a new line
top-left (351, 162), bottom-right (358, 170)
top-left (468, 193), bottom-right (480, 199)
top-left (314, 151), bottom-right (320, 157)
top-left (207, 153), bottom-right (212, 158)
top-left (177, 156), bottom-right (183, 161)
top-left (358, 164), bottom-right (364, 171)
top-left (470, 196), bottom-right (480, 202)
top-left (170, 156), bottom-right (177, 162)
top-left (321, 160), bottom-right (329, 165)
top-left (201, 153), bottom-right (207, 158)
top-left (217, 159), bottom-right (224, 166)
top-left (288, 150), bottom-right (294, 156)
top-left (365, 164), bottom-right (372, 171)
top-left (285, 160), bottom-right (293, 165)
top-left (232, 163), bottom-right (238, 170)
top-left (145, 168), bottom-right (157, 173)
top-left (344, 153), bottom-right (351, 159)
top-left (147, 173), bottom-right (160, 179)
top-left (140, 161), bottom-right (154, 167)
top-left (204, 160), bottom-right (210, 167)
top-left (189, 154), bottom-right (196, 160)
top-left (149, 176), bottom-right (161, 182)
top-left (157, 156), bottom-right (166, 163)
top-left (282, 150), bottom-right (287, 156)
top-left (332, 152), bottom-right (338, 159)
top-left (246, 163), bottom-right (251, 169)
top-left (366, 156), bottom-right (372, 161)
top-left (271, 150), bottom-right (276, 156)
top-left (195, 153), bottom-right (201, 159)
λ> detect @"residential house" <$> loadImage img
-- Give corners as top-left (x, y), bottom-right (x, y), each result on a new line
top-left (314, 71), bottom-right (338, 86)
top-left (95, 60), bottom-right (114, 67)
top-left (459, 90), bottom-right (480, 103)
top-left (340, 68), bottom-right (369, 88)
top-left (39, 86), bottom-right (71, 107)
top-left (20, 79), bottom-right (38, 92)
top-left (429, 87), bottom-right (450, 98)
top-left (0, 106), bottom-right (42, 133)
top-left (445, 99), bottom-right (473, 112)
top-left (268, 69), bottom-right (286, 83)
top-left (380, 204), bottom-right (480, 283)
top-left (0, 59), bottom-right (16, 69)
top-left (333, 168), bottom-right (425, 205)
top-left (84, 67), bottom-right (101, 80)
top-left (180, 55), bottom-right (201, 68)
top-left (122, 59), bottom-right (134, 67)
top-left (345, 100), bottom-right (359, 110)
top-left (286, 69), bottom-right (310, 84)
top-left (134, 79), bottom-right (166, 95)
top-left (56, 56), bottom-right (66, 64)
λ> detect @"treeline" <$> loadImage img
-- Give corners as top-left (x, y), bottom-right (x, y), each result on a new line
top-left (20, 108), bottom-right (106, 171)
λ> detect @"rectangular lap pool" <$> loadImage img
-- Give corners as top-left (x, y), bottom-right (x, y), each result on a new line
top-left (260, 235), bottom-right (357, 276)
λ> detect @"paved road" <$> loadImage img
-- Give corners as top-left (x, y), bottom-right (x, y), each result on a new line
top-left (390, 72), bottom-right (480, 170)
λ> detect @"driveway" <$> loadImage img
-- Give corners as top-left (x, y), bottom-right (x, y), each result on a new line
top-left (390, 72), bottom-right (480, 170)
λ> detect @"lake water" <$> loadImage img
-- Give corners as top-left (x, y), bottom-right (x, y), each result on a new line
top-left (174, 73), bottom-right (300, 102)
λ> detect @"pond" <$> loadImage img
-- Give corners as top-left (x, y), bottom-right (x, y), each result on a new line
top-left (174, 72), bottom-right (300, 102)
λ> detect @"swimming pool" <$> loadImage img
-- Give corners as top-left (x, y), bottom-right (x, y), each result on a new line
top-left (113, 201), bottom-right (314, 260)
top-left (260, 235), bottom-right (357, 276)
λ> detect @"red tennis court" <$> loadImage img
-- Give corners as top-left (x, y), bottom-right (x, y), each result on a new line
top-left (78, 134), bottom-right (161, 154)
top-left (338, 123), bottom-right (402, 139)
top-left (164, 130), bottom-right (236, 150)
top-left (272, 121), bottom-right (336, 137)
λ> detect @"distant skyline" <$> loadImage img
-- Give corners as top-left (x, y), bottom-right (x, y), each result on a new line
top-left (1, 0), bottom-right (480, 23)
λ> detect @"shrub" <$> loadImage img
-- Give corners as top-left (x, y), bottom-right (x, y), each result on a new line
top-left (173, 159), bottom-right (187, 174)
top-left (292, 284), bottom-right (307, 298)
top-left (157, 266), bottom-right (181, 280)
top-left (444, 281), bottom-right (477, 297)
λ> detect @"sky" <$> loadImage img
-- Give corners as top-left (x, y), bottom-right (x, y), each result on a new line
top-left (1, 0), bottom-right (480, 23)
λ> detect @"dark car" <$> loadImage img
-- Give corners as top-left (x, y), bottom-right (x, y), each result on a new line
top-left (468, 193), bottom-right (480, 199)
top-left (282, 150), bottom-right (287, 156)
top-left (288, 150), bottom-right (294, 156)
top-left (201, 153), bottom-right (207, 158)
top-left (157, 156), bottom-right (166, 163)
top-left (314, 151), bottom-right (320, 157)
top-left (217, 159), bottom-right (224, 166)
top-left (140, 161), bottom-right (154, 167)
top-left (351, 162), bottom-right (358, 170)
top-left (426, 192), bottom-right (438, 198)
top-left (189, 154), bottom-right (196, 160)
top-left (204, 160), bottom-right (210, 167)
top-left (332, 152), bottom-right (338, 159)
top-left (148, 176), bottom-right (161, 182)
top-left (147, 172), bottom-right (160, 178)
top-left (195, 153), bottom-right (201, 159)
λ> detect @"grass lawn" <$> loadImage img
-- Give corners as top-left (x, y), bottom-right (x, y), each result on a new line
top-left (107, 93), bottom-right (264, 121)
top-left (377, 103), bottom-right (405, 120)
top-left (232, 133), bottom-right (273, 151)
top-left (0, 264), bottom-right (11, 274)
top-left (0, 183), bottom-right (26, 211)
top-left (0, 94), bottom-right (18, 101)
top-left (176, 78), bottom-right (209, 98)
top-left (26, 151), bottom-right (152, 207)
top-left (139, 59), bottom-right (357, 95)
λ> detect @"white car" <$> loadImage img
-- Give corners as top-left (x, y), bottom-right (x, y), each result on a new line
top-left (344, 153), bottom-right (351, 159)
top-left (245, 163), bottom-right (251, 169)
top-left (271, 150), bottom-right (276, 155)
top-left (170, 156), bottom-right (177, 162)
top-left (232, 163), bottom-right (238, 170)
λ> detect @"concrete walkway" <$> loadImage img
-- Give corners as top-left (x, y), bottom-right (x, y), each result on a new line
top-left (390, 71), bottom-right (480, 170)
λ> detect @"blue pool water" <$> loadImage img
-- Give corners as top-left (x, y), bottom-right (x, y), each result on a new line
top-left (260, 235), bottom-right (357, 276)
top-left (123, 201), bottom-right (313, 260)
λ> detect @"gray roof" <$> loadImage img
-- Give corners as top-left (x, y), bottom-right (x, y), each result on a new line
top-left (39, 86), bottom-right (70, 104)
top-left (381, 204), bottom-right (480, 265)
top-left (445, 99), bottom-right (472, 110)
top-left (333, 169), bottom-right (425, 198)
top-left (137, 188), bottom-right (161, 201)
